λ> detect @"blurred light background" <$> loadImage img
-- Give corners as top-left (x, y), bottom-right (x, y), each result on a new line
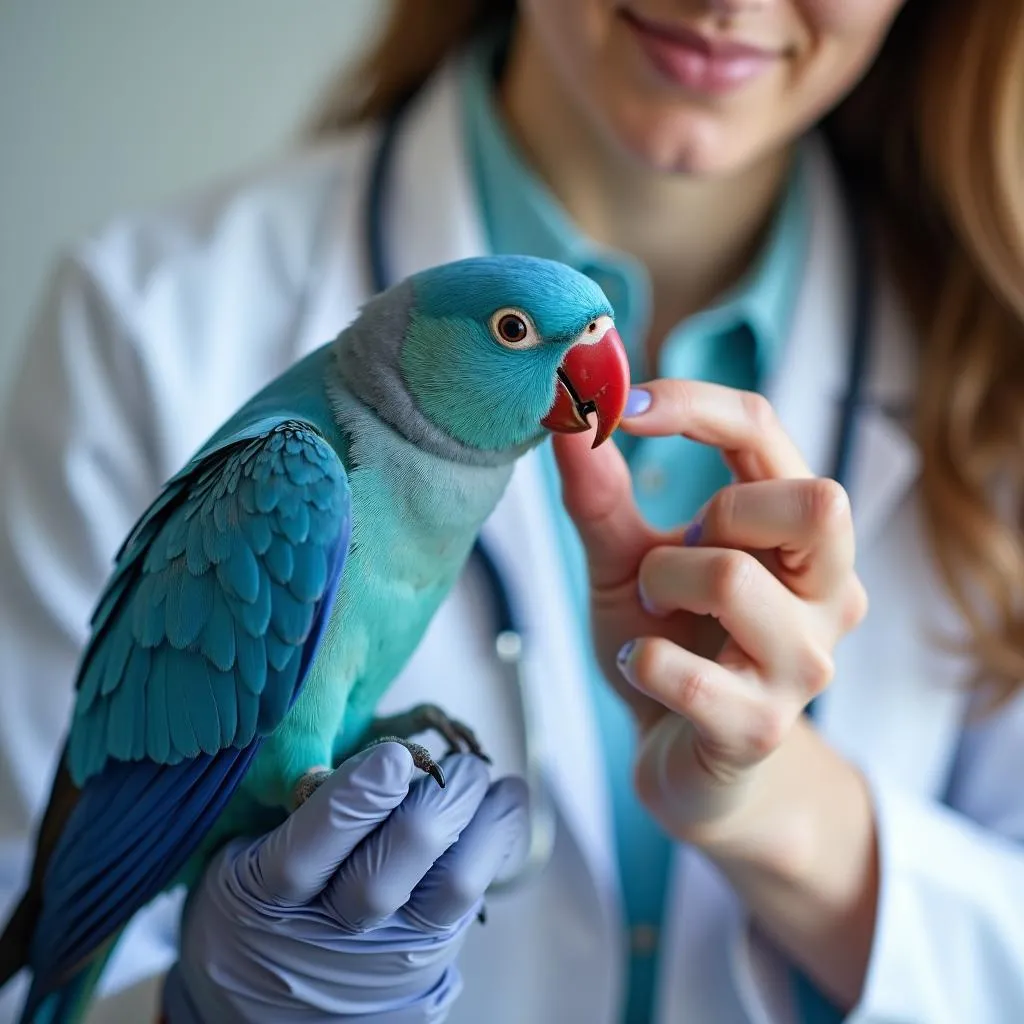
top-left (0, 0), bottom-right (385, 405)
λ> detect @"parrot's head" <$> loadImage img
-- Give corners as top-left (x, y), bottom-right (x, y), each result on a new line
top-left (396, 255), bottom-right (631, 455)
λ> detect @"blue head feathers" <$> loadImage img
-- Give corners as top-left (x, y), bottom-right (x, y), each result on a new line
top-left (409, 255), bottom-right (613, 340)
top-left (400, 255), bottom-right (624, 453)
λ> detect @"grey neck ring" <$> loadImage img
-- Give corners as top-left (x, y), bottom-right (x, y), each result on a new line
top-left (330, 280), bottom-right (539, 468)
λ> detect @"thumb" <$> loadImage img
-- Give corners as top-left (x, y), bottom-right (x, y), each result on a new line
top-left (551, 430), bottom-right (658, 591)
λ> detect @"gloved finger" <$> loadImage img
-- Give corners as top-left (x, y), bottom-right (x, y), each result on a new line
top-left (322, 753), bottom-right (491, 932)
top-left (250, 742), bottom-right (417, 905)
top-left (406, 775), bottom-right (530, 930)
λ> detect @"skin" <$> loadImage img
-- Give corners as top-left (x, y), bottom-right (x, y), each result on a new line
top-left (501, 0), bottom-right (905, 364)
top-left (500, 0), bottom-right (909, 1010)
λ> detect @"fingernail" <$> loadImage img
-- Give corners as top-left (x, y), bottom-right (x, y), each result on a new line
top-left (623, 388), bottom-right (652, 418)
top-left (637, 581), bottom-right (658, 616)
top-left (682, 519), bottom-right (703, 546)
top-left (617, 640), bottom-right (636, 670)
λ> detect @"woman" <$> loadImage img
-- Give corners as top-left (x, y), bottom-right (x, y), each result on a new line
top-left (1, 0), bottom-right (1023, 1021)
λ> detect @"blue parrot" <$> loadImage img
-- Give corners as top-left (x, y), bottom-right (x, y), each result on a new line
top-left (0, 254), bottom-right (630, 1023)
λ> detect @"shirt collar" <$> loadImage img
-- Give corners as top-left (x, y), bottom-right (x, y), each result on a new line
top-left (458, 33), bottom-right (810, 383)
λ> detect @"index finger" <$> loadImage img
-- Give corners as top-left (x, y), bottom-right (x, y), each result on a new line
top-left (619, 380), bottom-right (813, 481)
top-left (323, 754), bottom-right (491, 931)
top-left (551, 430), bottom-right (663, 591)
top-left (254, 742), bottom-right (417, 904)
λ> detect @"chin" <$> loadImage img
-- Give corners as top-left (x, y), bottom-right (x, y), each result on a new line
top-left (608, 100), bottom-right (772, 178)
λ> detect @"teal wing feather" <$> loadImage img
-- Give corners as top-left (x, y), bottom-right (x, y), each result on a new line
top-left (67, 418), bottom-right (352, 781)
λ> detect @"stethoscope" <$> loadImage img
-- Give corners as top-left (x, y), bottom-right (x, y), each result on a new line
top-left (362, 93), bottom-right (873, 891)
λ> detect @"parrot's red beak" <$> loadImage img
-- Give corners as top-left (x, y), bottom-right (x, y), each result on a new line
top-left (541, 326), bottom-right (631, 447)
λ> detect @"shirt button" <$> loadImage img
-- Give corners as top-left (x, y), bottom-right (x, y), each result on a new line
top-left (630, 923), bottom-right (659, 956)
top-left (636, 465), bottom-right (665, 496)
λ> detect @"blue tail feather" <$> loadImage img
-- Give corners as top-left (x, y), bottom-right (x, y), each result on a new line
top-left (20, 942), bottom-right (115, 1024)
top-left (27, 744), bottom-right (259, 1013)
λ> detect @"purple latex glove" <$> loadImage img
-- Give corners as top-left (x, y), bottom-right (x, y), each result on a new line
top-left (161, 742), bottom-right (529, 1023)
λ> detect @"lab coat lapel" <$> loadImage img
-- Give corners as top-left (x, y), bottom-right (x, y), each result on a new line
top-left (285, 143), bottom-right (372, 356)
top-left (761, 136), bottom-right (967, 788)
top-left (763, 135), bottom-right (920, 545)
top-left (291, 58), bottom-right (490, 354)
top-left (373, 65), bottom-right (490, 283)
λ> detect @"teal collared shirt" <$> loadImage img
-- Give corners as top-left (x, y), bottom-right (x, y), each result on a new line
top-left (457, 36), bottom-right (835, 1024)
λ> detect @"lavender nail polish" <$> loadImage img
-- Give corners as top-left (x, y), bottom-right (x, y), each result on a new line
top-left (623, 388), bottom-right (652, 418)
top-left (617, 640), bottom-right (636, 668)
top-left (682, 519), bottom-right (703, 546)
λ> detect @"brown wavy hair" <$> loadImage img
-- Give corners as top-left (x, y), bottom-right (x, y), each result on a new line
top-left (309, 0), bottom-right (1024, 706)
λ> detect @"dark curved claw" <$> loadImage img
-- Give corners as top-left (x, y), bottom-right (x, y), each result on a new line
top-left (371, 736), bottom-right (447, 789)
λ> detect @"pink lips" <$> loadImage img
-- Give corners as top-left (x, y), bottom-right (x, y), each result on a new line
top-left (622, 9), bottom-right (782, 95)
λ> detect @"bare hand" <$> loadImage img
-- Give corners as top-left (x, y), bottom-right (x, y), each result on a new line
top-left (552, 381), bottom-right (867, 848)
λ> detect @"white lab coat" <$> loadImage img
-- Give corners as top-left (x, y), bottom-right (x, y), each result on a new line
top-left (2, 58), bottom-right (1024, 1024)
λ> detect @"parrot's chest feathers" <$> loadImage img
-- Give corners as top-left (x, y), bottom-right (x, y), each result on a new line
top-left (286, 376), bottom-right (517, 752)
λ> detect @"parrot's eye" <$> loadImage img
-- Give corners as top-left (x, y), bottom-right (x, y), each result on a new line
top-left (499, 315), bottom-right (527, 342)
top-left (490, 308), bottom-right (541, 350)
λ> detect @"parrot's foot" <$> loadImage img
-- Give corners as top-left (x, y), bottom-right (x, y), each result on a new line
top-left (364, 703), bottom-right (491, 764)
top-left (290, 737), bottom-right (446, 808)
top-left (292, 765), bottom-right (334, 809)
top-left (369, 736), bottom-right (448, 788)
